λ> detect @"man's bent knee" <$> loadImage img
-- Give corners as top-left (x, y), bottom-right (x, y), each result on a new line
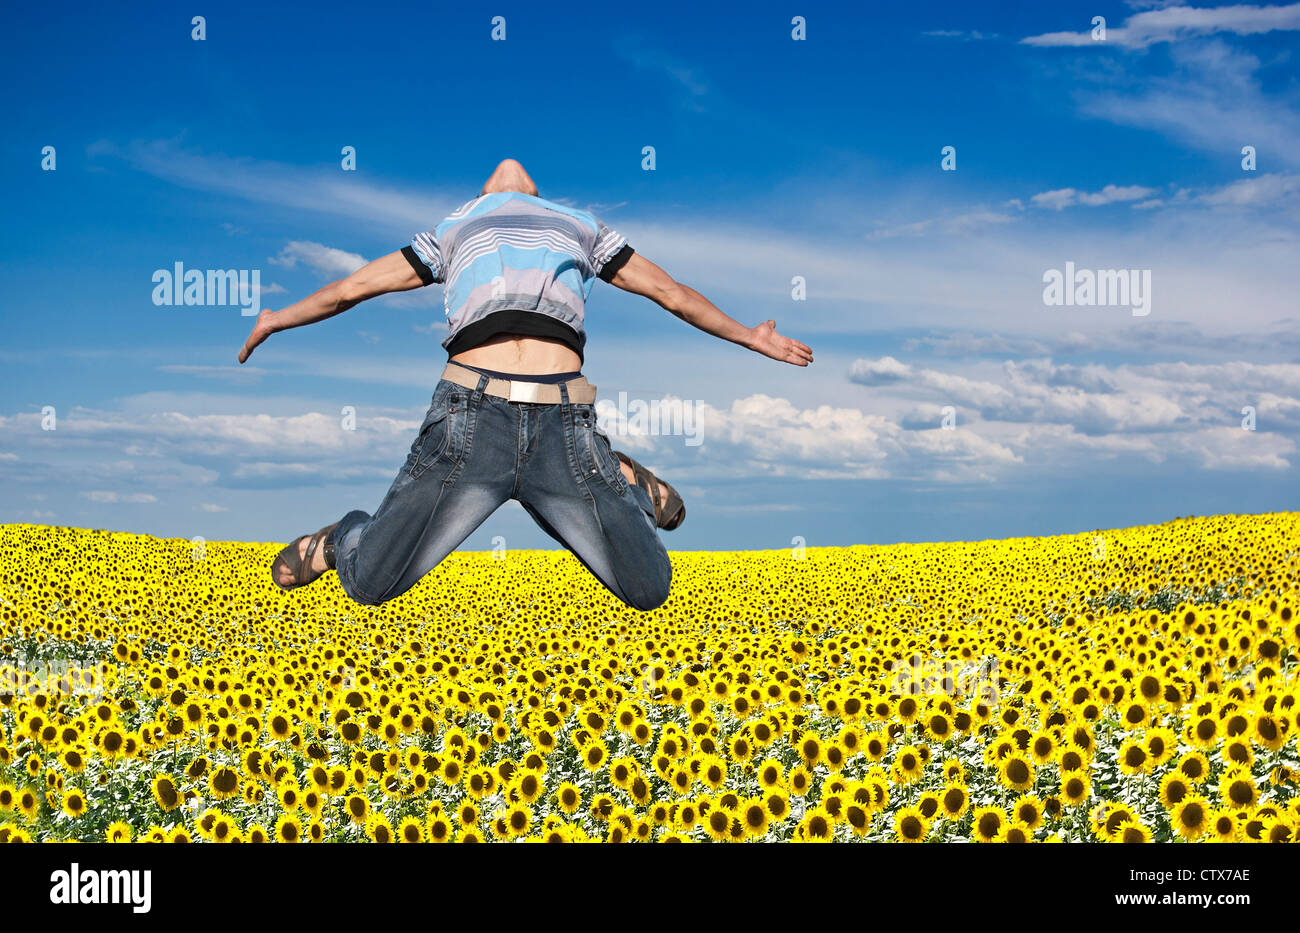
top-left (620, 562), bottom-right (672, 612)
top-left (335, 564), bottom-right (394, 608)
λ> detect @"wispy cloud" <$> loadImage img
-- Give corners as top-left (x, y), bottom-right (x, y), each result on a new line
top-left (87, 138), bottom-right (449, 229)
top-left (849, 353), bottom-right (1300, 458)
top-left (270, 241), bottom-right (367, 279)
top-left (83, 491), bottom-right (159, 504)
top-left (157, 364), bottom-right (267, 385)
top-left (866, 209), bottom-right (1018, 239)
top-left (922, 29), bottom-right (999, 41)
top-left (612, 35), bottom-right (711, 109)
top-left (1029, 184), bottom-right (1160, 210)
top-left (1021, 2), bottom-right (1300, 48)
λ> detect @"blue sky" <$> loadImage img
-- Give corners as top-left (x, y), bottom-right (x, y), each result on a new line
top-left (1, 0), bottom-right (1298, 552)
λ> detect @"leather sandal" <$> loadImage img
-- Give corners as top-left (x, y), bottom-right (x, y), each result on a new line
top-left (613, 451), bottom-right (685, 530)
top-left (271, 523), bottom-right (338, 591)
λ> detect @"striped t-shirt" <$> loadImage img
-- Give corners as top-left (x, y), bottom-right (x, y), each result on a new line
top-left (401, 192), bottom-right (634, 362)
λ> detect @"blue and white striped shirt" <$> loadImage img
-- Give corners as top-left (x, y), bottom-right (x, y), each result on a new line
top-left (402, 192), bottom-right (632, 361)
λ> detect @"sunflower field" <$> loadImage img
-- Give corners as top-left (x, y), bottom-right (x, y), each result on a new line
top-left (0, 513), bottom-right (1297, 843)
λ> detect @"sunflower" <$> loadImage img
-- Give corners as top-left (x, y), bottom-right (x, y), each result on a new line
top-left (208, 766), bottom-right (240, 799)
top-left (938, 784), bottom-right (970, 820)
top-left (426, 813), bottom-right (453, 843)
top-left (275, 813), bottom-right (303, 843)
top-left (1209, 810), bottom-right (1238, 842)
top-left (1011, 795), bottom-right (1043, 830)
top-left (1171, 795), bottom-right (1211, 841)
top-left (1144, 726), bottom-right (1177, 767)
top-left (843, 800), bottom-right (871, 837)
top-left (1252, 713), bottom-right (1286, 752)
top-left (971, 806), bottom-right (1005, 842)
top-left (609, 756), bottom-right (636, 789)
top-left (999, 754), bottom-right (1035, 791)
top-left (1114, 821), bottom-right (1151, 843)
top-left (60, 788), bottom-right (87, 819)
top-left (1060, 772), bottom-right (1090, 807)
top-left (1158, 773), bottom-right (1191, 809)
top-left (589, 793), bottom-right (616, 822)
top-left (277, 782), bottom-right (301, 811)
top-left (344, 793), bottom-right (370, 824)
top-left (1188, 713), bottom-right (1220, 748)
top-left (894, 806), bottom-right (929, 843)
top-left (1222, 737), bottom-right (1254, 769)
top-left (763, 790), bottom-right (791, 823)
top-left (700, 755), bottom-right (728, 790)
top-left (1056, 743), bottom-right (1087, 775)
top-left (1117, 739), bottom-right (1150, 776)
top-left (105, 820), bottom-right (132, 843)
top-left (999, 821), bottom-right (1032, 843)
top-left (797, 806), bottom-right (835, 842)
top-left (515, 770), bottom-right (544, 804)
top-left (1029, 730), bottom-right (1056, 764)
top-left (580, 739), bottom-right (608, 772)
top-left (1262, 816), bottom-right (1293, 844)
top-left (862, 731), bottom-right (888, 762)
top-left (1218, 770), bottom-right (1259, 809)
top-left (738, 797), bottom-right (770, 838)
top-left (891, 745), bottom-right (925, 785)
top-left (703, 806), bottom-right (732, 842)
top-left (210, 813), bottom-right (235, 843)
top-left (365, 813), bottom-right (395, 843)
top-left (922, 712), bottom-right (953, 742)
top-left (756, 757), bottom-right (784, 789)
top-left (1118, 700), bottom-right (1150, 729)
top-left (1177, 751), bottom-right (1209, 784)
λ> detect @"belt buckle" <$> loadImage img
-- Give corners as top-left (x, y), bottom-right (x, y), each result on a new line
top-left (507, 380), bottom-right (546, 404)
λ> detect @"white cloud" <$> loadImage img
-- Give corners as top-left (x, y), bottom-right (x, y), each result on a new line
top-left (1047, 36), bottom-right (1300, 169)
top-left (847, 354), bottom-right (1300, 468)
top-left (1022, 3), bottom-right (1300, 48)
top-left (1030, 184), bottom-right (1160, 210)
top-left (270, 241), bottom-right (367, 279)
top-left (867, 209), bottom-right (1017, 239)
top-left (922, 29), bottom-right (999, 41)
top-left (847, 356), bottom-right (912, 384)
top-left (903, 333), bottom-right (1052, 357)
top-left (83, 491), bottom-right (158, 504)
top-left (87, 139), bottom-right (447, 229)
top-left (158, 364), bottom-right (266, 384)
top-left (1196, 172), bottom-right (1300, 206)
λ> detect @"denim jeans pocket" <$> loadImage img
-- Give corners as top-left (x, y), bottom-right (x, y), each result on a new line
top-left (572, 405), bottom-right (626, 493)
top-left (407, 385), bottom-right (467, 478)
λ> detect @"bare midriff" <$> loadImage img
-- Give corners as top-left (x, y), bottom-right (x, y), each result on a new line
top-left (448, 333), bottom-right (582, 375)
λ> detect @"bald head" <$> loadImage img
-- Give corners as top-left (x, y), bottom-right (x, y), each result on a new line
top-left (481, 158), bottom-right (538, 197)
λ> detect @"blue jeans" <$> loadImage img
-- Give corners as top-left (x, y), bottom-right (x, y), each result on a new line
top-left (331, 374), bottom-right (672, 611)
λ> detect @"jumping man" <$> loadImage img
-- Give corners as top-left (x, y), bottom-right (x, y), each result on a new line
top-left (237, 159), bottom-right (813, 611)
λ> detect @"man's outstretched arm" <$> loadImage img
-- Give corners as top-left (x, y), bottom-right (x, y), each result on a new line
top-left (607, 253), bottom-right (813, 367)
top-left (237, 250), bottom-right (426, 364)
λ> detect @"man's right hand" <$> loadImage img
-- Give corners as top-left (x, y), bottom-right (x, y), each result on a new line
top-left (748, 320), bottom-right (814, 367)
top-left (238, 308), bottom-right (277, 364)
top-left (608, 253), bottom-right (814, 366)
